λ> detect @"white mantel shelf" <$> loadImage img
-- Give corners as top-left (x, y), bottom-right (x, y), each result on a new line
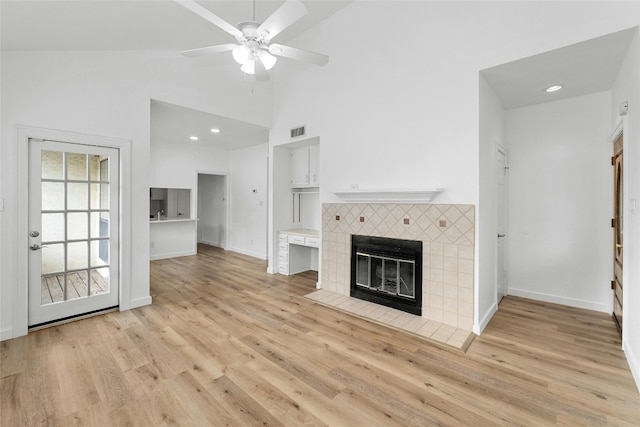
top-left (333, 188), bottom-right (443, 203)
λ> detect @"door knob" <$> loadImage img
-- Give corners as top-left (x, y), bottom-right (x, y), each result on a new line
top-left (30, 230), bottom-right (40, 238)
top-left (29, 244), bottom-right (47, 251)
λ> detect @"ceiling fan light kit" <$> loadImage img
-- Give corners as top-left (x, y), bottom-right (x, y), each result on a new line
top-left (175, 0), bottom-right (329, 81)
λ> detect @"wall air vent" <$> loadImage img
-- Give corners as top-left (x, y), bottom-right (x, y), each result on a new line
top-left (290, 126), bottom-right (306, 138)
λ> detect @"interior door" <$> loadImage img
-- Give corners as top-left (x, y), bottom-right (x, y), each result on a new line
top-left (497, 146), bottom-right (508, 302)
top-left (28, 138), bottom-right (119, 327)
top-left (612, 133), bottom-right (623, 335)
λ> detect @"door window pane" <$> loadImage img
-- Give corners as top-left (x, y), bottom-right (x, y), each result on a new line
top-left (67, 183), bottom-right (88, 210)
top-left (67, 153), bottom-right (87, 180)
top-left (42, 213), bottom-right (64, 242)
top-left (90, 240), bottom-right (108, 267)
top-left (90, 212), bottom-right (109, 238)
top-left (41, 243), bottom-right (64, 275)
top-left (67, 241), bottom-right (88, 270)
top-left (41, 274), bottom-right (64, 305)
top-left (90, 268), bottom-right (110, 296)
top-left (42, 182), bottom-right (64, 210)
top-left (42, 151), bottom-right (63, 180)
top-left (67, 212), bottom-right (88, 240)
top-left (67, 271), bottom-right (89, 300)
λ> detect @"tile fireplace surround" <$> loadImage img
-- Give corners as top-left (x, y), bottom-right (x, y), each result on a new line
top-left (321, 203), bottom-right (475, 331)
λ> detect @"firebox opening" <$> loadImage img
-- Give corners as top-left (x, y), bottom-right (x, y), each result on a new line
top-left (350, 235), bottom-right (422, 316)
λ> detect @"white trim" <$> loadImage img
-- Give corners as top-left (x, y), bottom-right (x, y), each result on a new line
top-left (228, 246), bottom-right (268, 260)
top-left (150, 250), bottom-right (197, 261)
top-left (15, 125), bottom-right (133, 337)
top-left (333, 188), bottom-right (443, 203)
top-left (624, 340), bottom-right (640, 393)
top-left (508, 287), bottom-right (609, 313)
top-left (474, 302), bottom-right (497, 335)
top-left (0, 328), bottom-right (14, 341)
top-left (198, 239), bottom-right (224, 248)
top-left (129, 296), bottom-right (153, 309)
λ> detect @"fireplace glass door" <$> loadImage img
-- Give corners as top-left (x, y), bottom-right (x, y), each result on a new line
top-left (356, 253), bottom-right (415, 299)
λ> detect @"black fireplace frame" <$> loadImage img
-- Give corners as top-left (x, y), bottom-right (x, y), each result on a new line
top-left (350, 235), bottom-right (422, 316)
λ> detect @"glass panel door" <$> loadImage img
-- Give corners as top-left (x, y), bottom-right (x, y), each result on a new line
top-left (28, 139), bottom-right (119, 326)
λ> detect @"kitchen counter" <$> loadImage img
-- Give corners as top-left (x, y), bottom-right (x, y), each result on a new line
top-left (150, 218), bottom-right (198, 224)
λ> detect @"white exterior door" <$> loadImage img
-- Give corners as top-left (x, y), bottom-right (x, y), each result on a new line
top-left (28, 138), bottom-right (119, 326)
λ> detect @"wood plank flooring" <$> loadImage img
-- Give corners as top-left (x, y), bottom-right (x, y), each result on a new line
top-left (2, 244), bottom-right (639, 426)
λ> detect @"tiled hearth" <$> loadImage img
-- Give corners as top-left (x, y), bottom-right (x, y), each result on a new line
top-left (320, 203), bottom-right (475, 331)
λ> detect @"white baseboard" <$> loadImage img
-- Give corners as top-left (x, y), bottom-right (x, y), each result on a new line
top-left (199, 240), bottom-right (223, 248)
top-left (474, 302), bottom-right (497, 335)
top-left (228, 247), bottom-right (267, 260)
top-left (129, 296), bottom-right (152, 309)
top-left (508, 287), bottom-right (609, 313)
top-left (266, 266), bottom-right (276, 274)
top-left (150, 250), bottom-right (197, 261)
top-left (624, 340), bottom-right (640, 393)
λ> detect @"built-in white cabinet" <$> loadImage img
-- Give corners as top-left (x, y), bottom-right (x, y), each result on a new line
top-left (150, 187), bottom-right (167, 200)
top-left (278, 229), bottom-right (319, 275)
top-left (309, 145), bottom-right (320, 187)
top-left (290, 145), bottom-right (319, 188)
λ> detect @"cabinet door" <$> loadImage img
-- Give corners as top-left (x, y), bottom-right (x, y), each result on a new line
top-left (177, 190), bottom-right (190, 218)
top-left (166, 189), bottom-right (178, 218)
top-left (309, 145), bottom-right (319, 187)
top-left (290, 147), bottom-right (310, 187)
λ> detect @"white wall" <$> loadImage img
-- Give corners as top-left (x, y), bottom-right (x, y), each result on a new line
top-left (197, 174), bottom-right (227, 247)
top-left (267, 1), bottom-right (640, 332)
top-left (229, 143), bottom-right (268, 259)
top-left (1, 51), bottom-right (272, 339)
top-left (611, 29), bottom-right (640, 390)
top-left (505, 92), bottom-right (612, 310)
top-left (478, 75), bottom-right (505, 332)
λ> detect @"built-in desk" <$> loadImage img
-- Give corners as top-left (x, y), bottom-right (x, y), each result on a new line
top-left (278, 229), bottom-right (320, 275)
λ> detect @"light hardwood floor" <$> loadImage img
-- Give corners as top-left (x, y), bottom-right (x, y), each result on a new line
top-left (1, 244), bottom-right (639, 426)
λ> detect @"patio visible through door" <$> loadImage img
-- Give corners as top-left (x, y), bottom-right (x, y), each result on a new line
top-left (28, 138), bottom-right (119, 327)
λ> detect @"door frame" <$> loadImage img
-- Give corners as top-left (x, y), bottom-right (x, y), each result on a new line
top-left (16, 126), bottom-right (132, 337)
top-left (609, 117), bottom-right (627, 347)
top-left (496, 143), bottom-right (508, 303)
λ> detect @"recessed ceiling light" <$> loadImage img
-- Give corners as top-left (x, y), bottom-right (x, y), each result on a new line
top-left (190, 136), bottom-right (198, 141)
top-left (211, 128), bottom-right (220, 133)
top-left (545, 84), bottom-right (563, 93)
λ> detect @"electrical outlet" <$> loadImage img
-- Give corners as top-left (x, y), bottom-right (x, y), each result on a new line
top-left (350, 183), bottom-right (359, 190)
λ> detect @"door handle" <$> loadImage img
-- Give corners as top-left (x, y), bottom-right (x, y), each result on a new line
top-left (498, 234), bottom-right (506, 238)
top-left (30, 244), bottom-right (48, 251)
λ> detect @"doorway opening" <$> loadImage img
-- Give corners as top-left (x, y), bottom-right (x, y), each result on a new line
top-left (197, 173), bottom-right (228, 250)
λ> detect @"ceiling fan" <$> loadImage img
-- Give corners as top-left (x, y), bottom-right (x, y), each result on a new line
top-left (175, 0), bottom-right (329, 81)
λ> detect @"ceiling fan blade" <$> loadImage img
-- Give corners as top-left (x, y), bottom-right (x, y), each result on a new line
top-left (175, 0), bottom-right (243, 38)
top-left (254, 57), bottom-right (270, 82)
top-left (181, 43), bottom-right (238, 57)
top-left (257, 0), bottom-right (307, 41)
top-left (269, 44), bottom-right (329, 66)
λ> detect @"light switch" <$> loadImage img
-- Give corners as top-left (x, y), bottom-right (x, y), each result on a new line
top-left (631, 198), bottom-right (637, 215)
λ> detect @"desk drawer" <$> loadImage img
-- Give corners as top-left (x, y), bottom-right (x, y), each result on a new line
top-left (288, 235), bottom-right (306, 245)
top-left (305, 237), bottom-right (320, 248)
top-left (279, 233), bottom-right (289, 243)
top-left (278, 242), bottom-right (289, 252)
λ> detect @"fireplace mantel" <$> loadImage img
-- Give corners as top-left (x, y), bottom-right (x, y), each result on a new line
top-left (333, 188), bottom-right (443, 203)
